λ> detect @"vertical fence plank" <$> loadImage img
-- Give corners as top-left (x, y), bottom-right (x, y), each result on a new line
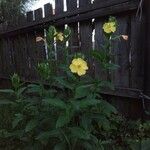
top-left (44, 3), bottom-right (53, 18)
top-left (130, 16), bottom-right (145, 90)
top-left (34, 8), bottom-right (46, 64)
top-left (26, 11), bottom-right (37, 80)
top-left (55, 0), bottom-right (65, 68)
top-left (12, 15), bottom-right (29, 79)
top-left (55, 0), bottom-right (64, 14)
top-left (144, 0), bottom-right (150, 119)
top-left (44, 3), bottom-right (54, 61)
top-left (2, 38), bottom-right (11, 77)
top-left (18, 14), bottom-right (26, 26)
top-left (110, 16), bottom-right (131, 116)
top-left (94, 0), bottom-right (107, 80)
top-left (113, 16), bottom-right (130, 87)
top-left (0, 38), bottom-right (4, 76)
top-left (7, 37), bottom-right (15, 75)
top-left (144, 0), bottom-right (150, 96)
top-left (79, 0), bottom-right (93, 75)
top-left (94, 19), bottom-right (108, 81)
top-left (13, 35), bottom-right (22, 76)
top-left (66, 0), bottom-right (79, 53)
top-left (17, 34), bottom-right (29, 79)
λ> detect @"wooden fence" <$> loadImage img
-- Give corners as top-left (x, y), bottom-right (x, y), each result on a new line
top-left (0, 0), bottom-right (150, 118)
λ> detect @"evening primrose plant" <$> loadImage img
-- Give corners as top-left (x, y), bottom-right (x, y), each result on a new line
top-left (0, 17), bottom-right (144, 150)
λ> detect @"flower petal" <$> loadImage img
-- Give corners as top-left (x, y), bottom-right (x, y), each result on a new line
top-left (69, 64), bottom-right (77, 73)
top-left (77, 68), bottom-right (86, 76)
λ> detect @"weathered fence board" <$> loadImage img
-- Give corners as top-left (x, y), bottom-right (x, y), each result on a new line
top-left (0, 0), bottom-right (149, 118)
top-left (79, 0), bottom-right (93, 75)
top-left (66, 0), bottom-right (79, 53)
top-left (130, 16), bottom-right (145, 89)
top-left (0, 0), bottom-right (139, 37)
top-left (94, 0), bottom-right (106, 80)
top-left (26, 11), bottom-right (37, 80)
top-left (34, 8), bottom-right (46, 63)
top-left (113, 16), bottom-right (130, 87)
top-left (55, 0), bottom-right (65, 66)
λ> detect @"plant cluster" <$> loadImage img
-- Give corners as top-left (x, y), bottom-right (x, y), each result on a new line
top-left (0, 0), bottom-right (37, 24)
top-left (0, 17), bottom-right (149, 150)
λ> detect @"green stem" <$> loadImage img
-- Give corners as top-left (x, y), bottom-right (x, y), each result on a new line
top-left (72, 138), bottom-right (78, 150)
top-left (60, 129), bottom-right (72, 150)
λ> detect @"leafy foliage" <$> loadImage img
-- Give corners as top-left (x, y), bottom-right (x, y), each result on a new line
top-left (0, 0), bottom-right (37, 24)
top-left (0, 17), bottom-right (149, 150)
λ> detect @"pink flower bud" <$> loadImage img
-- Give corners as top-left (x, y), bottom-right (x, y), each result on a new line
top-left (121, 35), bottom-right (128, 41)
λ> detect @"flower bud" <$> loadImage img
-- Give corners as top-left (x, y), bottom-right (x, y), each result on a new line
top-left (121, 35), bottom-right (128, 41)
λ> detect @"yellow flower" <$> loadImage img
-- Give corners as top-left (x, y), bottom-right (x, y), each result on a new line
top-left (103, 22), bottom-right (116, 34)
top-left (69, 58), bottom-right (88, 76)
top-left (54, 30), bottom-right (57, 36)
top-left (56, 32), bottom-right (64, 41)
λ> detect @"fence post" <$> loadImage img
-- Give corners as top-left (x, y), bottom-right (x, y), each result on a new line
top-left (143, 0), bottom-right (150, 118)
top-left (144, 1), bottom-right (150, 96)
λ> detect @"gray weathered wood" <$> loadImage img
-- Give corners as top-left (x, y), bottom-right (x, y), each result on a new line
top-left (113, 16), bottom-right (130, 87)
top-left (0, 0), bottom-right (139, 37)
top-left (55, 0), bottom-right (64, 68)
top-left (79, 0), bottom-right (93, 75)
top-left (94, 0), bottom-right (107, 80)
top-left (130, 15), bottom-right (145, 89)
top-left (34, 8), bottom-right (46, 63)
top-left (44, 3), bottom-right (53, 18)
top-left (66, 0), bottom-right (79, 53)
top-left (26, 11), bottom-right (37, 80)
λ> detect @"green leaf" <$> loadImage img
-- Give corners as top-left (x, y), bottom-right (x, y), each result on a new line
top-left (27, 84), bottom-right (41, 93)
top-left (104, 63), bottom-right (119, 70)
top-left (64, 27), bottom-right (71, 40)
top-left (69, 127), bottom-right (90, 140)
top-left (36, 130), bottom-right (60, 145)
top-left (8, 130), bottom-right (24, 138)
top-left (44, 89), bottom-right (57, 98)
top-left (128, 140), bottom-right (141, 150)
top-left (100, 100), bottom-right (117, 115)
top-left (82, 141), bottom-right (93, 150)
top-left (99, 81), bottom-right (115, 90)
top-left (91, 50), bottom-right (109, 64)
top-left (17, 87), bottom-right (27, 97)
top-left (46, 26), bottom-right (56, 43)
top-left (71, 98), bottom-right (100, 110)
top-left (142, 139), bottom-right (150, 150)
top-left (0, 89), bottom-right (15, 94)
top-left (25, 119), bottom-right (38, 132)
top-left (54, 142), bottom-right (67, 150)
top-left (75, 84), bottom-right (93, 99)
top-left (56, 110), bottom-right (72, 128)
top-left (56, 114), bottom-right (68, 128)
top-left (81, 115), bottom-right (92, 130)
top-left (0, 129), bottom-right (10, 138)
top-left (0, 100), bottom-right (14, 105)
top-left (54, 77), bottom-right (73, 90)
top-left (43, 98), bottom-right (67, 109)
top-left (12, 113), bottom-right (24, 129)
top-left (99, 117), bottom-right (110, 131)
